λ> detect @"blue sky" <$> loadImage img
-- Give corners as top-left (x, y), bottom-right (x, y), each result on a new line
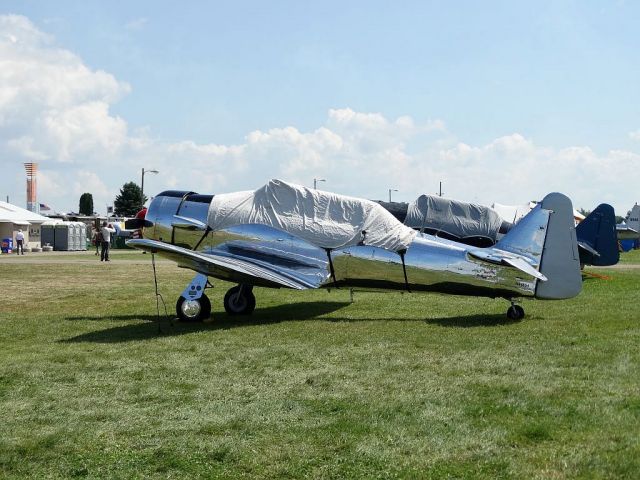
top-left (1, 1), bottom-right (639, 213)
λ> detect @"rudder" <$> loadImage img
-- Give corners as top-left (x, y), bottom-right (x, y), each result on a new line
top-left (535, 193), bottom-right (582, 299)
top-left (576, 204), bottom-right (619, 266)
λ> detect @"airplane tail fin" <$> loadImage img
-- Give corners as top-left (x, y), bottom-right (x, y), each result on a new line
top-left (576, 204), bottom-right (619, 266)
top-left (496, 193), bottom-right (581, 299)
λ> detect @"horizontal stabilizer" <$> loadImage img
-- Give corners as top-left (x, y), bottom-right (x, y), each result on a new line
top-left (577, 241), bottom-right (600, 258)
top-left (468, 249), bottom-right (547, 281)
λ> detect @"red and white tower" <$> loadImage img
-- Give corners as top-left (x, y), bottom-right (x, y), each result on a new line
top-left (24, 162), bottom-right (38, 214)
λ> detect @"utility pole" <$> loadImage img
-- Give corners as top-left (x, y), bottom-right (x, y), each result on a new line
top-left (313, 178), bottom-right (326, 189)
top-left (388, 188), bottom-right (398, 202)
top-left (141, 168), bottom-right (159, 201)
top-left (438, 181), bottom-right (443, 197)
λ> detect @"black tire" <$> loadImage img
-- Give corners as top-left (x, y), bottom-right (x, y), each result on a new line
top-left (506, 304), bottom-right (525, 320)
top-left (176, 294), bottom-right (211, 322)
top-left (223, 285), bottom-right (256, 315)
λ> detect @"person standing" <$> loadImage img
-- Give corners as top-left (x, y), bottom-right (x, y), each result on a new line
top-left (91, 227), bottom-right (101, 255)
top-left (100, 221), bottom-right (116, 262)
top-left (15, 229), bottom-right (25, 255)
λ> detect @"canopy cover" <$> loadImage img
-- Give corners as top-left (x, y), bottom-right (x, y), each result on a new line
top-left (405, 195), bottom-right (504, 241)
top-left (207, 179), bottom-right (416, 252)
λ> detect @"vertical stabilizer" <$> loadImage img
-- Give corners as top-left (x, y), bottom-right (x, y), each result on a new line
top-left (576, 204), bottom-right (619, 266)
top-left (535, 193), bottom-right (582, 299)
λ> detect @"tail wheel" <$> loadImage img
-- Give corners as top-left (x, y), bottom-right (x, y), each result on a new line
top-left (224, 285), bottom-right (256, 315)
top-left (506, 304), bottom-right (525, 320)
top-left (176, 294), bottom-right (211, 322)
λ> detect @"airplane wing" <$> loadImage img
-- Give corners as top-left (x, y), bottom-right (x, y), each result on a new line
top-left (467, 249), bottom-right (547, 281)
top-left (126, 238), bottom-right (318, 290)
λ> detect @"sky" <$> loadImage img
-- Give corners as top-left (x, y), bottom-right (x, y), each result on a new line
top-left (1, 1), bottom-right (639, 215)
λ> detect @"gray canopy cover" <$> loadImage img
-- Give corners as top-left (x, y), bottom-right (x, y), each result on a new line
top-left (208, 179), bottom-right (416, 252)
top-left (405, 195), bottom-right (503, 242)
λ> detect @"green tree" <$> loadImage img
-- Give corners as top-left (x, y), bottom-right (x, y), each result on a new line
top-left (79, 193), bottom-right (94, 216)
top-left (114, 182), bottom-right (147, 216)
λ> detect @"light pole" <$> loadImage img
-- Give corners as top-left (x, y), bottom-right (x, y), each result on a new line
top-left (314, 178), bottom-right (326, 189)
top-left (388, 188), bottom-right (398, 202)
top-left (141, 168), bottom-right (159, 203)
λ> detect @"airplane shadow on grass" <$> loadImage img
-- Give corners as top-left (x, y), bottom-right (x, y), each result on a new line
top-left (62, 301), bottom-right (349, 343)
top-left (424, 314), bottom-right (523, 328)
top-left (62, 302), bottom-right (521, 343)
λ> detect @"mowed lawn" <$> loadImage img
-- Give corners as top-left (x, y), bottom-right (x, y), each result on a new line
top-left (0, 251), bottom-right (638, 479)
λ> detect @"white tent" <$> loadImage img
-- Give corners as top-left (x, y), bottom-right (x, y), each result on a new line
top-left (0, 201), bottom-right (50, 249)
top-left (492, 201), bottom-right (585, 225)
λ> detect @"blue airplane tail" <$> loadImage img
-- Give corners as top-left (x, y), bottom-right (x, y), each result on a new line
top-left (576, 204), bottom-right (619, 267)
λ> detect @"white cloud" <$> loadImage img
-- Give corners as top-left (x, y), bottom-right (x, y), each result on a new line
top-left (629, 129), bottom-right (640, 141)
top-left (125, 18), bottom-right (148, 31)
top-left (1, 14), bottom-right (638, 215)
top-left (0, 14), bottom-right (130, 164)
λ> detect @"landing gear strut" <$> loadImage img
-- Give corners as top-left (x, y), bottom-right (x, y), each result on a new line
top-left (176, 273), bottom-right (212, 322)
top-left (506, 302), bottom-right (525, 320)
top-left (224, 284), bottom-right (256, 315)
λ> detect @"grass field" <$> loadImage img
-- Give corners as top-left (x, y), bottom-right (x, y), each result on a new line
top-left (0, 250), bottom-right (639, 478)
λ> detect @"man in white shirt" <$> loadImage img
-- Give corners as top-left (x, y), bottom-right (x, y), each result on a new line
top-left (100, 221), bottom-right (116, 262)
top-left (15, 229), bottom-right (25, 255)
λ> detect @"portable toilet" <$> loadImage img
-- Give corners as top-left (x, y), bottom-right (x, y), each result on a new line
top-left (41, 223), bottom-right (56, 249)
top-left (54, 222), bottom-right (71, 251)
top-left (71, 222), bottom-right (80, 250)
top-left (74, 222), bottom-right (83, 250)
top-left (79, 223), bottom-right (88, 251)
top-left (68, 222), bottom-right (76, 250)
top-left (42, 220), bottom-right (64, 250)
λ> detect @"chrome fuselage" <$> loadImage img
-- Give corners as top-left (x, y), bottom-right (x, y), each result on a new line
top-left (143, 191), bottom-right (538, 299)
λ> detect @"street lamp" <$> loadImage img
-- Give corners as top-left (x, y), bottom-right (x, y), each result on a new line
top-left (388, 188), bottom-right (398, 202)
top-left (314, 178), bottom-right (326, 189)
top-left (141, 168), bottom-right (159, 202)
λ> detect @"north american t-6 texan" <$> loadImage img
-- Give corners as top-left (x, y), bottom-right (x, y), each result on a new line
top-left (126, 179), bottom-right (582, 322)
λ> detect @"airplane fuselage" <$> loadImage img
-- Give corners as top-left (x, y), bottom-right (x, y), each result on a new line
top-left (142, 191), bottom-right (539, 299)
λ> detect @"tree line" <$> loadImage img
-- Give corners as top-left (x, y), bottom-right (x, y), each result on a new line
top-left (78, 182), bottom-right (147, 217)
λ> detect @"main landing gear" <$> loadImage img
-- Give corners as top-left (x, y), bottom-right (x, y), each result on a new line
top-left (506, 301), bottom-right (525, 320)
top-left (223, 284), bottom-right (256, 315)
top-left (175, 274), bottom-right (256, 321)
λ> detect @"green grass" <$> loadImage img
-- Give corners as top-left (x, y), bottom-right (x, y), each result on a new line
top-left (0, 255), bottom-right (638, 478)
top-left (617, 248), bottom-right (640, 265)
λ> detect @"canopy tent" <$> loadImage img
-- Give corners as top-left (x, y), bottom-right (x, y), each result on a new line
top-left (492, 201), bottom-right (585, 225)
top-left (0, 201), bottom-right (49, 224)
top-left (492, 202), bottom-right (538, 224)
top-left (208, 179), bottom-right (416, 252)
top-left (0, 201), bottom-right (50, 250)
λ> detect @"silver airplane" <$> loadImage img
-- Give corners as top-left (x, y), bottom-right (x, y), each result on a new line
top-left (126, 180), bottom-right (582, 322)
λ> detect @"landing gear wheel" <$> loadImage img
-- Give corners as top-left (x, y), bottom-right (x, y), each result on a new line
top-left (506, 304), bottom-right (525, 320)
top-left (224, 285), bottom-right (256, 315)
top-left (176, 294), bottom-right (211, 322)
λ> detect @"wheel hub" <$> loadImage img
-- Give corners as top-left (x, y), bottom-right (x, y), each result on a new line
top-left (231, 294), bottom-right (247, 311)
top-left (181, 299), bottom-right (202, 318)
